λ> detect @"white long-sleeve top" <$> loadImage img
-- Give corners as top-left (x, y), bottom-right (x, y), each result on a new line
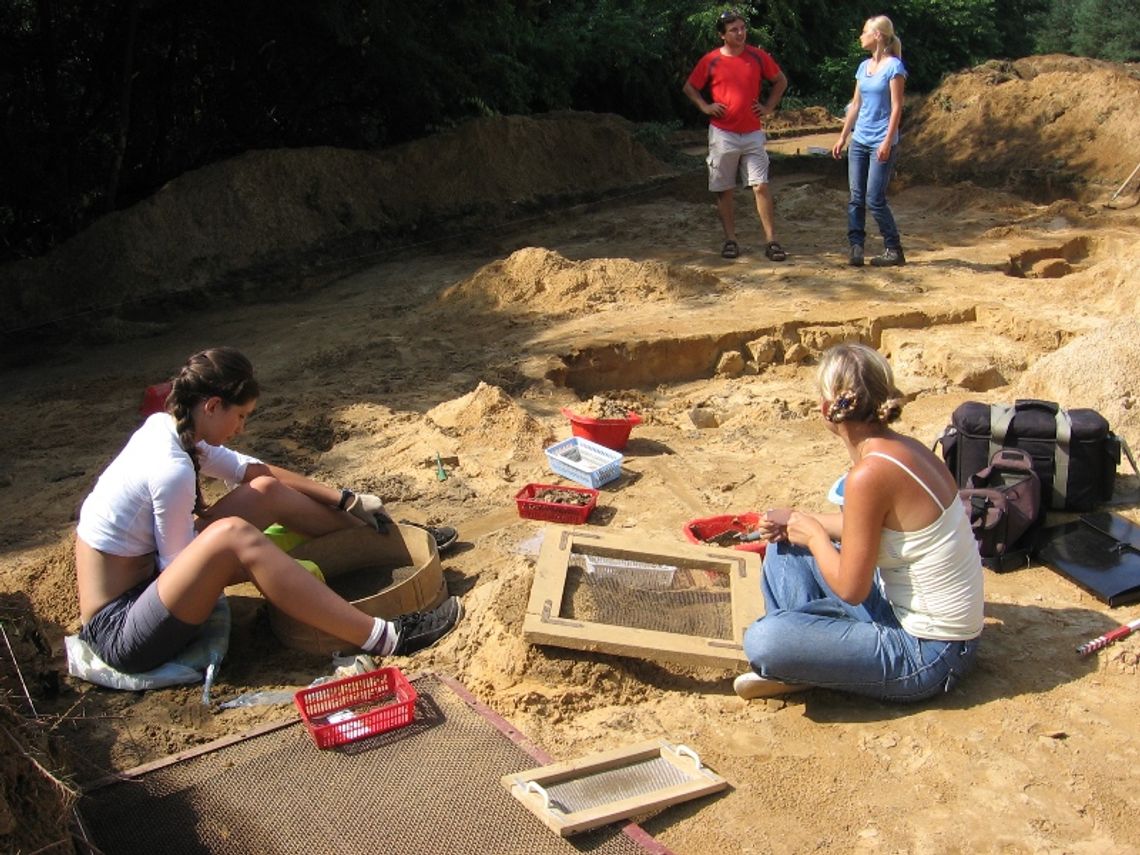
top-left (77, 413), bottom-right (260, 570)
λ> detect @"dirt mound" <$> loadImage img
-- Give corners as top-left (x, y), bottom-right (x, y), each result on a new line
top-left (1015, 318), bottom-right (1140, 436)
top-left (426, 381), bottom-right (555, 465)
top-left (766, 106), bottom-right (842, 136)
top-left (0, 112), bottom-right (673, 334)
top-left (905, 55), bottom-right (1140, 198)
top-left (915, 181), bottom-right (1030, 216)
top-left (437, 247), bottom-right (723, 316)
top-left (777, 184), bottom-right (849, 220)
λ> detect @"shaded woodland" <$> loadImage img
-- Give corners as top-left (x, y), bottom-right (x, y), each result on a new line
top-left (1, 0), bottom-right (1135, 261)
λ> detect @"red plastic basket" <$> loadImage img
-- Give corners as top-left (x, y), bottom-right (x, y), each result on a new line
top-left (515, 483), bottom-right (598, 524)
top-left (561, 408), bottom-right (642, 451)
top-left (682, 513), bottom-right (767, 555)
top-left (294, 667), bottom-right (417, 749)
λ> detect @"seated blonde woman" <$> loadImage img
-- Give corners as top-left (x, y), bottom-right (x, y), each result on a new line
top-left (737, 343), bottom-right (983, 701)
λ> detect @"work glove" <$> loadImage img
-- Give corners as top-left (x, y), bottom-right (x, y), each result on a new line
top-left (342, 490), bottom-right (393, 533)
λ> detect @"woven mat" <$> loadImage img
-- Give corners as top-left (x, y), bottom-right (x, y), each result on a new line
top-left (77, 673), bottom-right (669, 854)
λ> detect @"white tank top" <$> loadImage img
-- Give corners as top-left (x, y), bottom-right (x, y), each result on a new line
top-left (865, 451), bottom-right (984, 640)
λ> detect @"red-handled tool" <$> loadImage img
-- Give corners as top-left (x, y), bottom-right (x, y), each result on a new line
top-left (1077, 617), bottom-right (1140, 656)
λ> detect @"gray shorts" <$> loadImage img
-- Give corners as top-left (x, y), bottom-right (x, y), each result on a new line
top-left (707, 125), bottom-right (770, 191)
top-left (79, 576), bottom-right (199, 673)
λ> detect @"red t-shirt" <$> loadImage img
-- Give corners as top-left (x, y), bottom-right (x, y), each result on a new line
top-left (686, 45), bottom-right (782, 134)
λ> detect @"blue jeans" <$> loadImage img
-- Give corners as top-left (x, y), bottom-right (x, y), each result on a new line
top-left (742, 545), bottom-right (980, 702)
top-left (847, 139), bottom-right (901, 249)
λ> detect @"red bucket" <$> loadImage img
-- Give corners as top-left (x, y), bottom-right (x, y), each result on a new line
top-left (682, 513), bottom-right (767, 555)
top-left (139, 381), bottom-right (172, 417)
top-left (561, 408), bottom-right (642, 451)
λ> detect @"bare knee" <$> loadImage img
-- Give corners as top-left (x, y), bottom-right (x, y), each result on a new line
top-left (247, 474), bottom-right (284, 499)
top-left (170, 517), bottom-right (265, 588)
top-left (198, 516), bottom-right (266, 557)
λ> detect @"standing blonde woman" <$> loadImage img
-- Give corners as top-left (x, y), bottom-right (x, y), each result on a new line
top-left (831, 16), bottom-right (908, 267)
top-left (736, 344), bottom-right (983, 701)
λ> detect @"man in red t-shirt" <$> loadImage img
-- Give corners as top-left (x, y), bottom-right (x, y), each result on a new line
top-left (683, 10), bottom-right (788, 261)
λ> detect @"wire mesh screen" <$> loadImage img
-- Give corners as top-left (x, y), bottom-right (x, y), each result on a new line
top-left (544, 756), bottom-right (693, 814)
top-left (560, 554), bottom-right (733, 640)
top-left (78, 674), bottom-right (659, 855)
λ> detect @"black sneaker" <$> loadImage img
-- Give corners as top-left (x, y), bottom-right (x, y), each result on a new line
top-left (400, 519), bottom-right (459, 554)
top-left (870, 247), bottom-right (906, 267)
top-left (849, 245), bottom-right (865, 267)
top-left (391, 596), bottom-right (463, 655)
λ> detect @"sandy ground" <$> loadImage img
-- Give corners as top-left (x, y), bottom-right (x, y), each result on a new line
top-left (4, 57), bottom-right (1140, 854)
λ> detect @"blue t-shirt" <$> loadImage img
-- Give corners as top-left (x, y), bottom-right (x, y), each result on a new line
top-left (852, 56), bottom-right (907, 147)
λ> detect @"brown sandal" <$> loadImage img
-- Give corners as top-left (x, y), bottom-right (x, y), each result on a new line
top-left (721, 239), bottom-right (739, 259)
top-left (764, 241), bottom-right (787, 262)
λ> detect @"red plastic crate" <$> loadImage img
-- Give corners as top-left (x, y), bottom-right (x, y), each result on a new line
top-left (294, 667), bottom-right (416, 749)
top-left (560, 408), bottom-right (642, 451)
top-left (515, 483), bottom-right (598, 524)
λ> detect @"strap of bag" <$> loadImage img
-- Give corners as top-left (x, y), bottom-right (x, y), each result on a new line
top-left (1052, 409), bottom-right (1072, 510)
top-left (931, 427), bottom-right (949, 453)
top-left (989, 402), bottom-right (1072, 509)
top-left (988, 404), bottom-right (1014, 460)
top-left (1122, 437), bottom-right (1140, 479)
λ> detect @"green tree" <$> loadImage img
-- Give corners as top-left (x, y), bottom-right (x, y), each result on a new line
top-left (0, 0), bottom-right (1098, 263)
top-left (887, 0), bottom-right (1002, 90)
top-left (994, 0), bottom-right (1052, 58)
top-left (1036, 0), bottom-right (1080, 52)
top-left (1035, 0), bottom-right (1140, 60)
top-left (1070, 0), bottom-right (1140, 60)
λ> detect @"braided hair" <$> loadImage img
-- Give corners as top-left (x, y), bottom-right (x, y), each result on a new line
top-left (817, 343), bottom-right (904, 426)
top-left (164, 348), bottom-right (260, 514)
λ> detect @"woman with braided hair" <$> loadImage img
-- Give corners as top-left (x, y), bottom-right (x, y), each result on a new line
top-left (75, 347), bottom-right (461, 675)
top-left (735, 343), bottom-right (982, 701)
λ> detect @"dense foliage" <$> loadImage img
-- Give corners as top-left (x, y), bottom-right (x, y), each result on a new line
top-left (1034, 0), bottom-right (1140, 61)
top-left (0, 0), bottom-right (1133, 261)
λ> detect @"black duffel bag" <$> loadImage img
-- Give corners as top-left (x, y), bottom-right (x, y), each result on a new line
top-left (936, 399), bottom-right (1128, 511)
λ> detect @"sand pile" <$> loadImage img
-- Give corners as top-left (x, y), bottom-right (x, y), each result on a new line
top-left (437, 247), bottom-right (723, 316)
top-left (905, 55), bottom-right (1140, 197)
top-left (766, 106), bottom-right (842, 135)
top-left (427, 382), bottom-right (554, 467)
top-left (777, 184), bottom-right (849, 220)
top-left (0, 112), bottom-right (673, 334)
top-left (1014, 318), bottom-right (1140, 439)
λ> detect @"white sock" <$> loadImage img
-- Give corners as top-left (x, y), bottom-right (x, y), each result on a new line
top-left (363, 617), bottom-right (399, 655)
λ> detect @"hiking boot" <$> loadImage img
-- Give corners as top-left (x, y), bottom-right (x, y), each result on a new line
top-left (399, 519), bottom-right (459, 554)
top-left (870, 247), bottom-right (906, 267)
top-left (849, 245), bottom-right (865, 267)
top-left (391, 596), bottom-right (463, 656)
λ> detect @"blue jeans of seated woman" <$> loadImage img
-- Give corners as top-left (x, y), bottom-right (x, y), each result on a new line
top-left (847, 139), bottom-right (901, 249)
top-left (742, 545), bottom-right (980, 702)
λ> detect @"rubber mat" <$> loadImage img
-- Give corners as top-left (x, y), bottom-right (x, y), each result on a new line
top-left (77, 673), bottom-right (672, 854)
